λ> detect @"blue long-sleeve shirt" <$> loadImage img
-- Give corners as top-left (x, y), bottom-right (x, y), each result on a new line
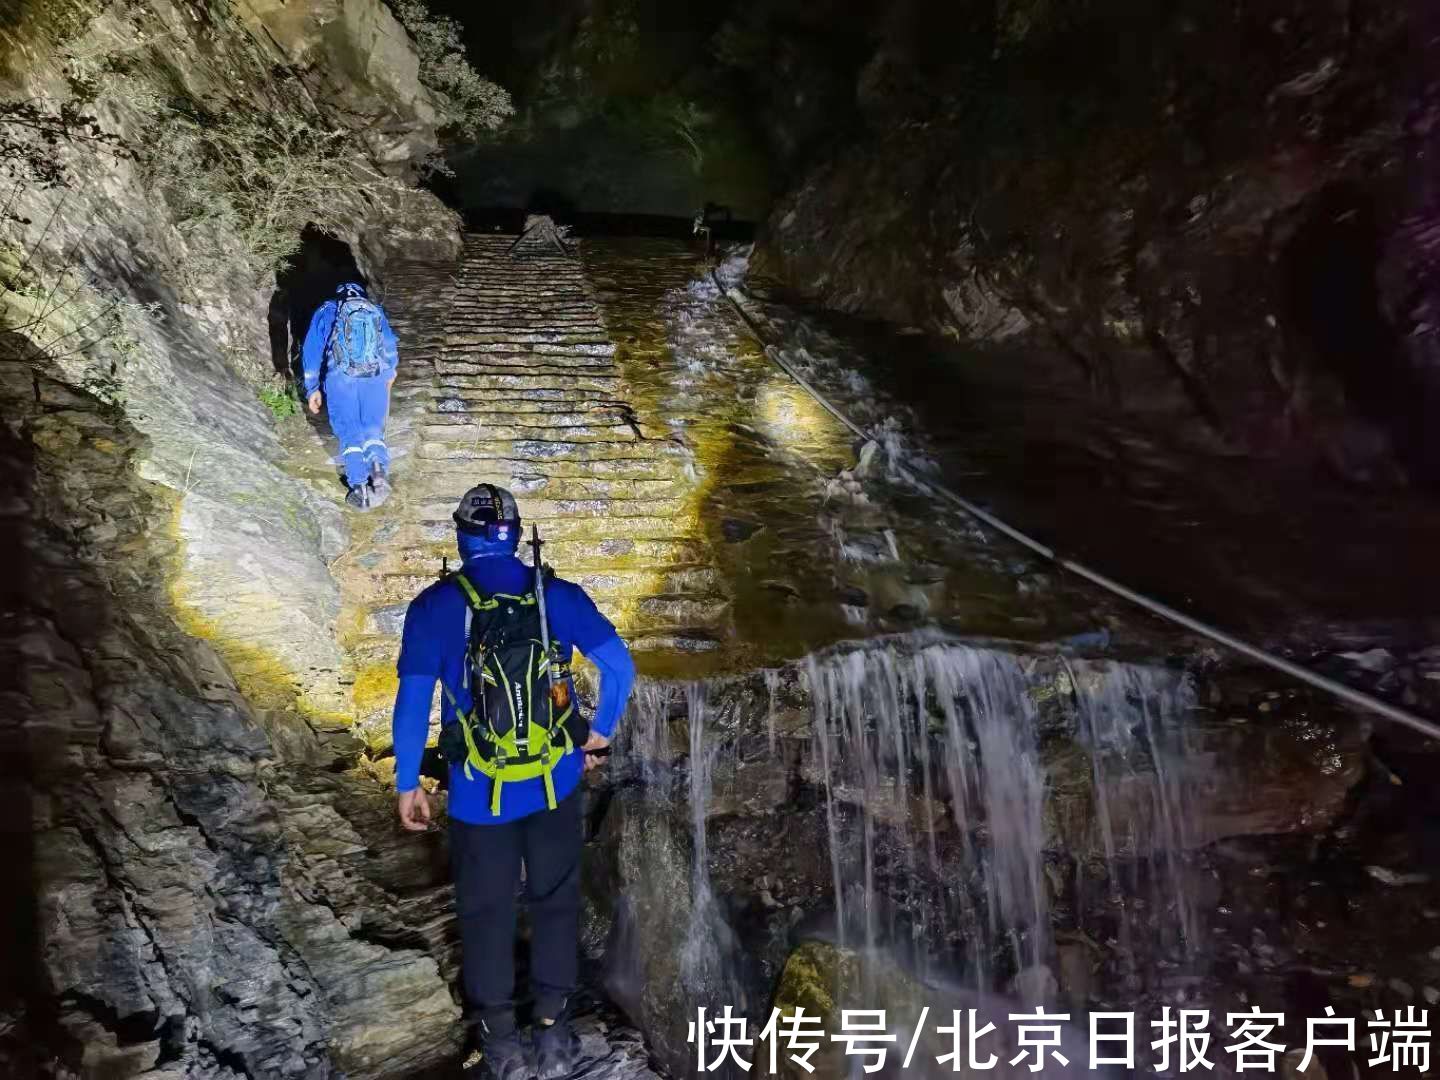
top-left (302, 299), bottom-right (400, 395)
top-left (390, 553), bottom-right (636, 823)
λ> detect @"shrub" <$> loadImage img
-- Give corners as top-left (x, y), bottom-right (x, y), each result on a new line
top-left (389, 0), bottom-right (514, 139)
top-left (0, 99), bottom-right (130, 219)
top-left (608, 93), bottom-right (713, 176)
top-left (258, 381), bottom-right (301, 420)
top-left (146, 100), bottom-right (412, 284)
top-left (0, 240), bottom-right (162, 412)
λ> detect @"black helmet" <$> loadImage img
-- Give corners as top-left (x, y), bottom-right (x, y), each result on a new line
top-left (454, 483), bottom-right (520, 542)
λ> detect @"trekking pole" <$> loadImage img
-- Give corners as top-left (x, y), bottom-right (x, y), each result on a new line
top-left (530, 525), bottom-right (556, 701)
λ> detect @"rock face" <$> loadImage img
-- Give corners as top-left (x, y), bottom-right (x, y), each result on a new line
top-left (0, 366), bottom-right (460, 1077)
top-left (1, 1), bottom-right (466, 1075)
top-left (1, 0), bottom-right (461, 723)
top-left (755, 0), bottom-right (1437, 487)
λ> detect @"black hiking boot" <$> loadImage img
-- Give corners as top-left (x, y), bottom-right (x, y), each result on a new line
top-left (463, 1028), bottom-right (531, 1080)
top-left (368, 462), bottom-right (392, 508)
top-left (345, 483), bottom-right (371, 510)
top-left (534, 1018), bottom-right (581, 1080)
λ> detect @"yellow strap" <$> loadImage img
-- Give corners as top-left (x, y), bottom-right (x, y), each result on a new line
top-left (491, 592), bottom-right (536, 606)
top-left (491, 775), bottom-right (504, 816)
top-left (451, 573), bottom-right (498, 611)
top-left (542, 764), bottom-right (557, 811)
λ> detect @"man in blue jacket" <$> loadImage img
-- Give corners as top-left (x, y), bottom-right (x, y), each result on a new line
top-left (302, 281), bottom-right (399, 510)
top-left (391, 484), bottom-right (636, 1080)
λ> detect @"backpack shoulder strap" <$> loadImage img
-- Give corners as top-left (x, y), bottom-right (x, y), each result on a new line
top-left (321, 299), bottom-right (343, 358)
top-left (450, 571), bottom-right (498, 612)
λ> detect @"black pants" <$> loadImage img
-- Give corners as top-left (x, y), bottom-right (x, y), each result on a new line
top-left (450, 789), bottom-right (582, 1035)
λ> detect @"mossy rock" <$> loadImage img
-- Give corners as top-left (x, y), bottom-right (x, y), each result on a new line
top-left (771, 940), bottom-right (856, 1022)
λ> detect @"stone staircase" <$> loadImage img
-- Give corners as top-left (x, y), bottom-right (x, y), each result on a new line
top-left (341, 235), bottom-right (730, 743)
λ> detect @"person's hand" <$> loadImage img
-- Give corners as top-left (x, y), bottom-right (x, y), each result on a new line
top-left (307, 390), bottom-right (323, 415)
top-left (582, 731), bottom-right (610, 772)
top-left (398, 788), bottom-right (431, 831)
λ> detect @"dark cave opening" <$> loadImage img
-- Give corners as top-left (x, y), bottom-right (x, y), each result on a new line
top-left (1279, 185), bottom-right (1427, 485)
top-left (267, 226), bottom-right (365, 382)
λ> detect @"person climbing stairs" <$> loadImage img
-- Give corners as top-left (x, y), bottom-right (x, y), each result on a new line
top-left (303, 281), bottom-right (400, 509)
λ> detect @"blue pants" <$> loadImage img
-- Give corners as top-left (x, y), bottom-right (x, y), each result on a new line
top-left (324, 372), bottom-right (390, 487)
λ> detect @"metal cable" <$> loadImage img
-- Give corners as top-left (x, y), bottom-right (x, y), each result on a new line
top-left (712, 270), bottom-right (1440, 742)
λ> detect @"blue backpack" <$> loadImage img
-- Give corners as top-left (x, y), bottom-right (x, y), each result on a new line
top-left (325, 294), bottom-right (385, 378)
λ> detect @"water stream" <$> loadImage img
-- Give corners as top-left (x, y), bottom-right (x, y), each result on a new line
top-left (578, 238), bottom-right (1409, 1080)
top-left (603, 631), bottom-right (1215, 1076)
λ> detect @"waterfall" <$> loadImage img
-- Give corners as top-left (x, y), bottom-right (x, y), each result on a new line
top-left (606, 631), bottom-right (1211, 1070)
top-left (796, 636), bottom-right (1206, 997)
top-left (803, 640), bottom-right (1052, 989)
top-left (1066, 658), bottom-right (1206, 973)
top-left (679, 684), bottom-right (742, 1007)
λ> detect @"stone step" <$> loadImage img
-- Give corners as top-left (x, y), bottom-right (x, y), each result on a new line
top-left (455, 265), bottom-right (587, 274)
top-left (455, 259), bottom-right (587, 271)
top-left (442, 341), bottom-right (616, 358)
top-left (449, 301), bottom-right (596, 314)
top-left (421, 422), bottom-right (632, 443)
top-left (346, 586), bottom-right (713, 645)
top-left (370, 566), bottom-right (722, 607)
top-left (445, 331), bottom-right (610, 345)
top-left (425, 410), bottom-right (629, 431)
top-left (408, 453), bottom-right (687, 480)
top-left (405, 513), bottom-right (695, 544)
top-left (432, 352), bottom-right (615, 371)
top-left (431, 396), bottom-right (630, 416)
top-left (431, 369), bottom-right (620, 392)
top-left (451, 285), bottom-right (589, 300)
top-left (420, 422), bottom-right (637, 445)
top-left (442, 314), bottom-right (605, 328)
top-left (447, 311), bottom-right (597, 324)
top-left (631, 594), bottom-right (731, 625)
top-left (429, 402), bottom-right (631, 424)
top-left (432, 363), bottom-right (618, 382)
top-left (456, 254), bottom-right (587, 266)
top-left (453, 277), bottom-right (587, 288)
top-left (418, 438), bottom-right (685, 465)
top-left (376, 537), bottom-right (710, 576)
top-left (433, 383), bottom-right (621, 405)
top-left (443, 337), bottom-right (615, 354)
top-left (626, 632), bottom-right (725, 656)
top-left (412, 495), bottom-right (691, 522)
top-left (348, 596), bottom-right (722, 653)
top-left (413, 470), bottom-right (685, 501)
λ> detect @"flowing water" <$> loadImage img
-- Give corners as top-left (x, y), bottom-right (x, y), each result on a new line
top-left (605, 632), bottom-right (1216, 1076)
top-left (583, 240), bottom-right (1142, 678)
top-left (576, 237), bottom-right (1417, 1079)
top-left (584, 237), bottom-right (1207, 1057)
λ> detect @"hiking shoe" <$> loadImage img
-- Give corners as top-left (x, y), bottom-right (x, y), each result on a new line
top-left (345, 484), bottom-right (371, 510)
top-left (469, 1029), bottom-right (530, 1080)
top-left (534, 1019), bottom-right (581, 1080)
top-left (369, 465), bottom-right (392, 508)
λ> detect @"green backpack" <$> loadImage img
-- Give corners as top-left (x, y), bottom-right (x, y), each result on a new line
top-left (437, 571), bottom-right (589, 815)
